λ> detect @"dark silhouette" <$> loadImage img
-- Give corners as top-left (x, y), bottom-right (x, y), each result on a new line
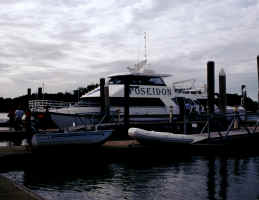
top-left (7, 106), bottom-right (15, 130)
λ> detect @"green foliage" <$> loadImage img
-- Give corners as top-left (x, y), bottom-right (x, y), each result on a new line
top-left (0, 83), bottom-right (99, 112)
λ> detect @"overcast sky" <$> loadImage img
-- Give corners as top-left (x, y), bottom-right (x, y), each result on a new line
top-left (0, 0), bottom-right (259, 100)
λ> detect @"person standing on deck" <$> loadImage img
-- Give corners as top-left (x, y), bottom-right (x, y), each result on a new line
top-left (14, 106), bottom-right (24, 130)
top-left (185, 102), bottom-right (191, 115)
top-left (8, 107), bottom-right (15, 131)
top-left (24, 108), bottom-right (33, 147)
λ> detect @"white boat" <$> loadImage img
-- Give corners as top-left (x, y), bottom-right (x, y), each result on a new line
top-left (48, 59), bottom-right (206, 129)
top-left (128, 127), bottom-right (207, 145)
top-left (31, 129), bottom-right (112, 148)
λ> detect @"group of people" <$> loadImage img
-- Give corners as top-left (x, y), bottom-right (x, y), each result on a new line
top-left (185, 102), bottom-right (205, 115)
top-left (8, 106), bottom-right (33, 146)
top-left (9, 106), bottom-right (32, 130)
top-left (8, 106), bottom-right (26, 131)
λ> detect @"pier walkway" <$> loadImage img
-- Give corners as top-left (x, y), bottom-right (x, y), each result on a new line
top-left (0, 175), bottom-right (45, 200)
top-left (0, 127), bottom-right (27, 144)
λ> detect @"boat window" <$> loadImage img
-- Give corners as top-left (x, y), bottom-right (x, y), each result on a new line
top-left (109, 77), bottom-right (124, 85)
top-left (109, 76), bottom-right (166, 86)
top-left (147, 77), bottom-right (165, 85)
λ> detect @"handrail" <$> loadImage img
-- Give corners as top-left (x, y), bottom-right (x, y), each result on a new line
top-left (29, 100), bottom-right (74, 112)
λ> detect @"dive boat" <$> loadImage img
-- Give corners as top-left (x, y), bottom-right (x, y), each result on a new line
top-left (49, 60), bottom-right (206, 129)
top-left (48, 60), bottom-right (206, 129)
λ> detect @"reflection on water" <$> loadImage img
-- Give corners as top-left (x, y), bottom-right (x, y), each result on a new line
top-left (2, 154), bottom-right (259, 200)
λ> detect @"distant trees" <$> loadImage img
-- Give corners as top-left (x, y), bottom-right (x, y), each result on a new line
top-left (0, 83), bottom-right (99, 112)
top-left (0, 83), bottom-right (258, 113)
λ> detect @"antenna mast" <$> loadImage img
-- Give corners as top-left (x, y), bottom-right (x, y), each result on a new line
top-left (144, 32), bottom-right (147, 62)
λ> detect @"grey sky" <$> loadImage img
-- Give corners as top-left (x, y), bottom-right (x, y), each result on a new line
top-left (0, 0), bottom-right (259, 99)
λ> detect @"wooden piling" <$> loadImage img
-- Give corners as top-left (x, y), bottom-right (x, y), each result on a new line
top-left (104, 84), bottom-right (110, 118)
top-left (38, 87), bottom-right (42, 99)
top-left (27, 88), bottom-right (31, 97)
top-left (207, 61), bottom-right (215, 114)
top-left (257, 56), bottom-right (259, 104)
top-left (241, 85), bottom-right (246, 106)
top-left (100, 78), bottom-right (105, 115)
top-left (219, 68), bottom-right (226, 113)
top-left (124, 79), bottom-right (130, 129)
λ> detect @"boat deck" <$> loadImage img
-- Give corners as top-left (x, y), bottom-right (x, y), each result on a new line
top-left (193, 127), bottom-right (257, 138)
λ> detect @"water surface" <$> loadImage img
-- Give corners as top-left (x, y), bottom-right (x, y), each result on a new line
top-left (2, 153), bottom-right (259, 200)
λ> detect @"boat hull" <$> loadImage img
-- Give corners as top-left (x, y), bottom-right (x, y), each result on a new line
top-left (50, 111), bottom-right (173, 130)
top-left (128, 128), bottom-right (206, 145)
top-left (31, 130), bottom-right (113, 149)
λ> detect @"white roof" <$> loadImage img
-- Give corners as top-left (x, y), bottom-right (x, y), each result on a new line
top-left (108, 72), bottom-right (172, 78)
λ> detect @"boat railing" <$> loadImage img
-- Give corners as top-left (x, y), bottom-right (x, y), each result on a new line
top-left (29, 100), bottom-right (74, 112)
top-left (199, 111), bottom-right (259, 139)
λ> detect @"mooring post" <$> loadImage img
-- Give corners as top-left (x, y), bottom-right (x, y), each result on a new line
top-left (207, 61), bottom-right (215, 114)
top-left (27, 88), bottom-right (31, 97)
top-left (27, 88), bottom-right (31, 110)
top-left (207, 61), bottom-right (215, 138)
top-left (241, 85), bottom-right (246, 106)
top-left (38, 87), bottom-right (43, 99)
top-left (124, 79), bottom-right (130, 129)
top-left (257, 55), bottom-right (259, 105)
top-left (104, 82), bottom-right (110, 119)
top-left (100, 78), bottom-right (105, 115)
top-left (169, 105), bottom-right (173, 123)
top-left (219, 68), bottom-right (226, 113)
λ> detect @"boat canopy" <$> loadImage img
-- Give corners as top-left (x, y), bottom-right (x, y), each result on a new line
top-left (108, 72), bottom-right (171, 78)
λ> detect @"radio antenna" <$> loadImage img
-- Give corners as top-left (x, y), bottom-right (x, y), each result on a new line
top-left (144, 32), bottom-right (147, 62)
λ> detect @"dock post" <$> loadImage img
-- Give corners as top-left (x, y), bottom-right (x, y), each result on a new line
top-left (241, 85), bottom-right (246, 106)
top-left (27, 88), bottom-right (31, 97)
top-left (257, 56), bottom-right (259, 104)
top-left (100, 78), bottom-right (105, 115)
top-left (104, 83), bottom-right (110, 119)
top-left (38, 87), bottom-right (43, 99)
top-left (219, 68), bottom-right (226, 113)
top-left (207, 61), bottom-right (215, 114)
top-left (27, 88), bottom-right (31, 110)
top-left (169, 105), bottom-right (173, 123)
top-left (124, 79), bottom-right (130, 130)
top-left (207, 61), bottom-right (215, 138)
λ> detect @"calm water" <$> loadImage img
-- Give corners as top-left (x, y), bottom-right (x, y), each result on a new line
top-left (1, 113), bottom-right (259, 200)
top-left (1, 152), bottom-right (259, 200)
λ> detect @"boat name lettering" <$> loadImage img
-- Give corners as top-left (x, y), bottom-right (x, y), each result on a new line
top-left (130, 87), bottom-right (172, 96)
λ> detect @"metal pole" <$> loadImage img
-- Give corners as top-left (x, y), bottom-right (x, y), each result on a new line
top-left (100, 78), bottom-right (105, 115)
top-left (104, 84), bottom-right (110, 118)
top-left (124, 79), bottom-right (130, 129)
top-left (219, 68), bottom-right (226, 113)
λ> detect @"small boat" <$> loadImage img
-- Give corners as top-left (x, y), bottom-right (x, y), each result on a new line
top-left (128, 128), bottom-right (207, 145)
top-left (31, 129), bottom-right (113, 148)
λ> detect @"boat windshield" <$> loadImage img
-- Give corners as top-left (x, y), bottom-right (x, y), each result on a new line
top-left (109, 75), bottom-right (166, 86)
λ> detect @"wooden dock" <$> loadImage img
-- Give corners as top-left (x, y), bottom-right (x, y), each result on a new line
top-left (0, 174), bottom-right (45, 200)
top-left (0, 127), bottom-right (27, 144)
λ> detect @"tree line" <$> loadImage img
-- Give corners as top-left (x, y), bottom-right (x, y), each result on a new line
top-left (0, 84), bottom-right (99, 113)
top-left (0, 83), bottom-right (258, 113)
